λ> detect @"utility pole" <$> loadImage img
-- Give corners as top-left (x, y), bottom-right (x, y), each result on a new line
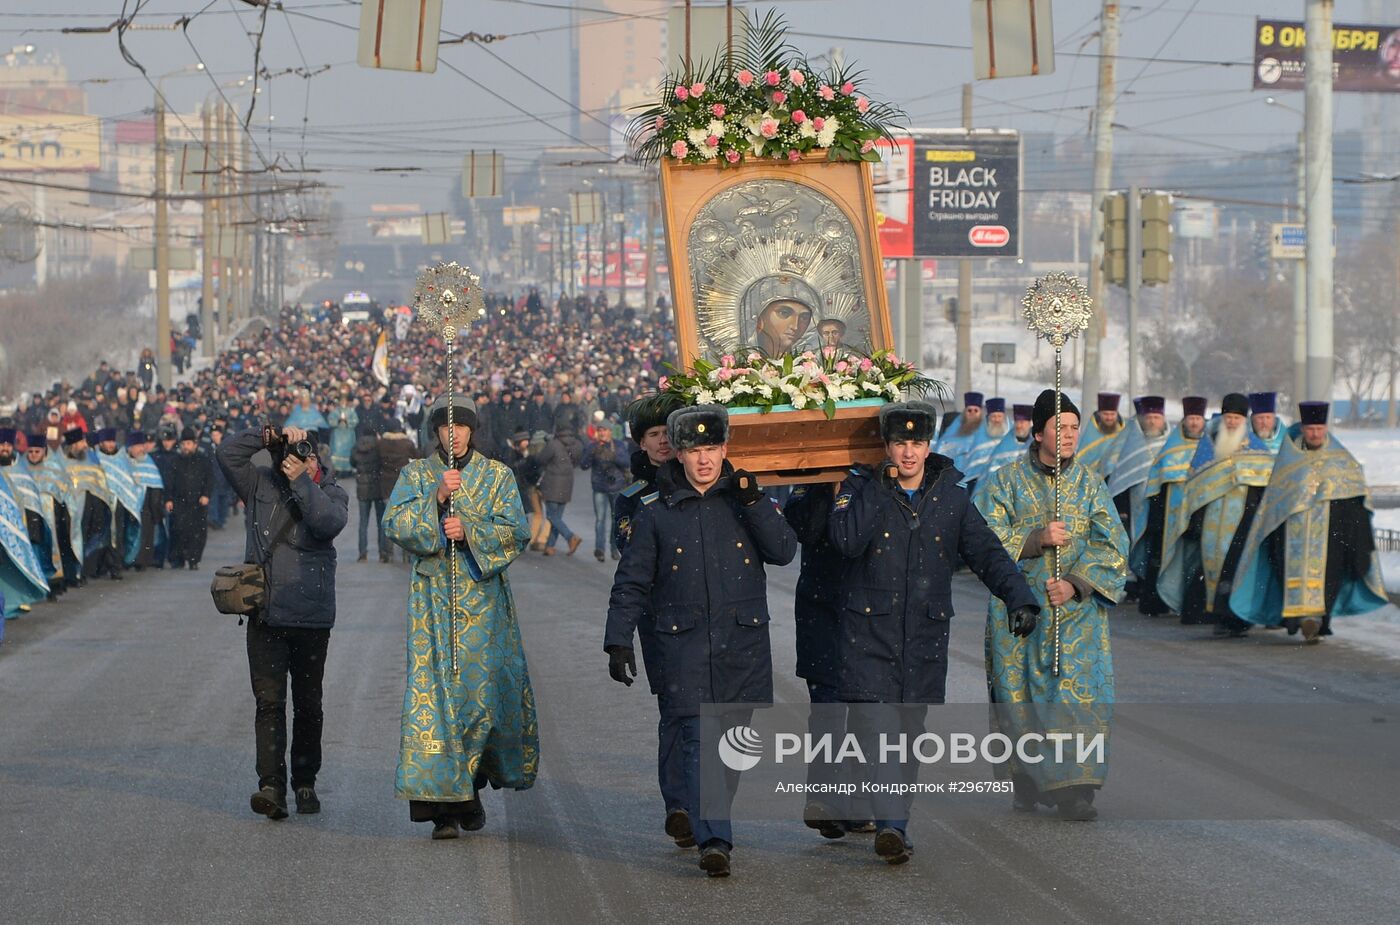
top-left (644, 185), bottom-right (658, 313)
top-left (600, 188), bottom-right (610, 305)
top-left (1293, 130), bottom-right (1306, 405)
top-left (618, 179), bottom-right (628, 308)
top-left (955, 84), bottom-right (973, 399)
top-left (1082, 0), bottom-right (1119, 406)
top-left (154, 93), bottom-right (172, 388)
top-left (201, 103), bottom-right (216, 359)
top-left (1304, 0), bottom-right (1334, 401)
top-left (241, 129), bottom-right (253, 321)
top-left (1126, 184), bottom-right (1140, 402)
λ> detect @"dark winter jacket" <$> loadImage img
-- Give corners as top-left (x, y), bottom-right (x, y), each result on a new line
top-left (604, 460), bottom-right (798, 716)
top-left (217, 430), bottom-right (349, 629)
top-left (351, 433), bottom-right (383, 501)
top-left (828, 454), bottom-right (1036, 703)
top-left (535, 431), bottom-right (582, 503)
top-left (579, 437), bottom-right (632, 494)
top-left (376, 431), bottom-right (417, 499)
top-left (783, 481), bottom-right (847, 688)
top-left (525, 401), bottom-right (554, 436)
top-left (612, 450), bottom-right (663, 694)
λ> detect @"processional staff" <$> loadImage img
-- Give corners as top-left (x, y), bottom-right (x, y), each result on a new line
top-left (1021, 270), bottom-right (1093, 678)
top-left (413, 261), bottom-right (487, 676)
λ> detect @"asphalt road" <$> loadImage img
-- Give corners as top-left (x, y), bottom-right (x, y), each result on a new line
top-left (3, 473), bottom-right (1399, 925)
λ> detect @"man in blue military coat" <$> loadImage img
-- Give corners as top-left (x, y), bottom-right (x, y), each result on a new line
top-left (604, 404), bottom-right (798, 878)
top-left (829, 400), bottom-right (1039, 865)
top-left (611, 393), bottom-right (689, 847)
top-left (784, 480), bottom-right (873, 839)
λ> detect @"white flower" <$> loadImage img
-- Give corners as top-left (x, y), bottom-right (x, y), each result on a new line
top-left (708, 368), bottom-right (724, 384)
top-left (697, 388), bottom-right (715, 403)
top-left (732, 382), bottom-right (754, 395)
top-left (790, 393), bottom-right (809, 410)
top-left (743, 112), bottom-right (764, 135)
top-left (715, 386), bottom-right (734, 402)
top-left (747, 134), bottom-right (766, 157)
top-left (757, 384), bottom-right (774, 399)
top-left (816, 120), bottom-right (839, 148)
top-left (707, 119), bottom-right (726, 138)
top-left (798, 120), bottom-right (817, 140)
top-left (687, 126), bottom-right (709, 146)
top-left (696, 142), bottom-right (719, 160)
top-left (839, 382), bottom-right (858, 401)
top-left (884, 382), bottom-right (900, 399)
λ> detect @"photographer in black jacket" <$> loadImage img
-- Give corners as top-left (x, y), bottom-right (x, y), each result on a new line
top-left (216, 424), bottom-right (349, 821)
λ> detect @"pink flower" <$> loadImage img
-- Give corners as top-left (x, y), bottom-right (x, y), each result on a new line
top-left (748, 351), bottom-right (763, 363)
top-left (675, 85), bottom-right (689, 101)
top-left (772, 90), bottom-right (787, 105)
top-left (818, 84), bottom-right (836, 101)
top-left (788, 149), bottom-right (802, 162)
top-left (859, 358), bottom-right (873, 372)
top-left (659, 376), bottom-right (670, 390)
top-left (788, 69), bottom-right (806, 86)
top-left (765, 70), bottom-right (781, 86)
top-left (791, 109), bottom-right (807, 124)
top-left (822, 346), bottom-right (837, 359)
top-left (841, 81), bottom-right (855, 96)
top-left (721, 354), bottom-right (735, 367)
top-left (689, 81), bottom-right (706, 97)
top-left (812, 116), bottom-right (826, 131)
top-left (860, 139), bottom-right (876, 153)
top-left (759, 118), bottom-right (779, 139)
top-left (735, 69), bottom-right (754, 87)
top-left (856, 95), bottom-right (870, 114)
top-left (835, 360), bottom-right (850, 373)
top-left (670, 140), bottom-right (689, 158)
top-left (706, 134), bottom-right (720, 147)
top-left (653, 115), bottom-right (665, 131)
top-left (711, 102), bottom-right (726, 117)
top-left (725, 149), bottom-right (740, 164)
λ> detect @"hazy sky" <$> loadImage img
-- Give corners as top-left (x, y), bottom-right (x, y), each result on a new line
top-left (3, 0), bottom-right (1394, 218)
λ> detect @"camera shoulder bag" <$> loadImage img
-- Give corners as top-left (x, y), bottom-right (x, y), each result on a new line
top-left (210, 495), bottom-right (296, 616)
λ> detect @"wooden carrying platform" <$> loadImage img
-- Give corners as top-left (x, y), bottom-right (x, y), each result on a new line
top-left (727, 404), bottom-right (886, 486)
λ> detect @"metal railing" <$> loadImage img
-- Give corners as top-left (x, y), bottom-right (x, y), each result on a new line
top-left (1376, 528), bottom-right (1400, 553)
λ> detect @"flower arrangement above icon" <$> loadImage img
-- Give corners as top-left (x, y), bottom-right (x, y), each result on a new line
top-left (627, 10), bottom-right (905, 167)
top-left (658, 348), bottom-right (937, 420)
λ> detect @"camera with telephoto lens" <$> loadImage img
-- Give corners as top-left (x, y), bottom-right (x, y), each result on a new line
top-left (262, 425), bottom-right (314, 461)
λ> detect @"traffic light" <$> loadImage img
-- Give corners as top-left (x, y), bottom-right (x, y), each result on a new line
top-left (1140, 191), bottom-right (1173, 286)
top-left (1100, 192), bottom-right (1127, 287)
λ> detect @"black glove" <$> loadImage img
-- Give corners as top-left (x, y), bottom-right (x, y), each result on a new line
top-left (879, 464), bottom-right (902, 491)
top-left (732, 469), bottom-right (763, 506)
top-left (607, 646), bottom-right (636, 686)
top-left (1008, 606), bottom-right (1039, 638)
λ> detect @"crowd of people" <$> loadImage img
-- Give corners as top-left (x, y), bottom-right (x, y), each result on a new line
top-left (0, 292), bottom-right (676, 621)
top-left (933, 389), bottom-right (1387, 643)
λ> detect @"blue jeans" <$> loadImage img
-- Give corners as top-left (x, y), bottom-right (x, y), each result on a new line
top-left (544, 500), bottom-right (574, 547)
top-left (358, 498), bottom-right (387, 557)
top-left (592, 490), bottom-right (617, 554)
top-left (210, 483), bottom-right (234, 528)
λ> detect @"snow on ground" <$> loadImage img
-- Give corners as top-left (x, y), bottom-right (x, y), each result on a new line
top-left (1330, 600), bottom-right (1400, 664)
top-left (1335, 427), bottom-right (1400, 489)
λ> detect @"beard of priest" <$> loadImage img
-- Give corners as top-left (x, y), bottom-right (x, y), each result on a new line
top-left (1212, 413), bottom-right (1250, 457)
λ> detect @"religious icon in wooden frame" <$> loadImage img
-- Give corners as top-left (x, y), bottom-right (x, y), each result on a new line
top-left (660, 156), bottom-right (895, 367)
